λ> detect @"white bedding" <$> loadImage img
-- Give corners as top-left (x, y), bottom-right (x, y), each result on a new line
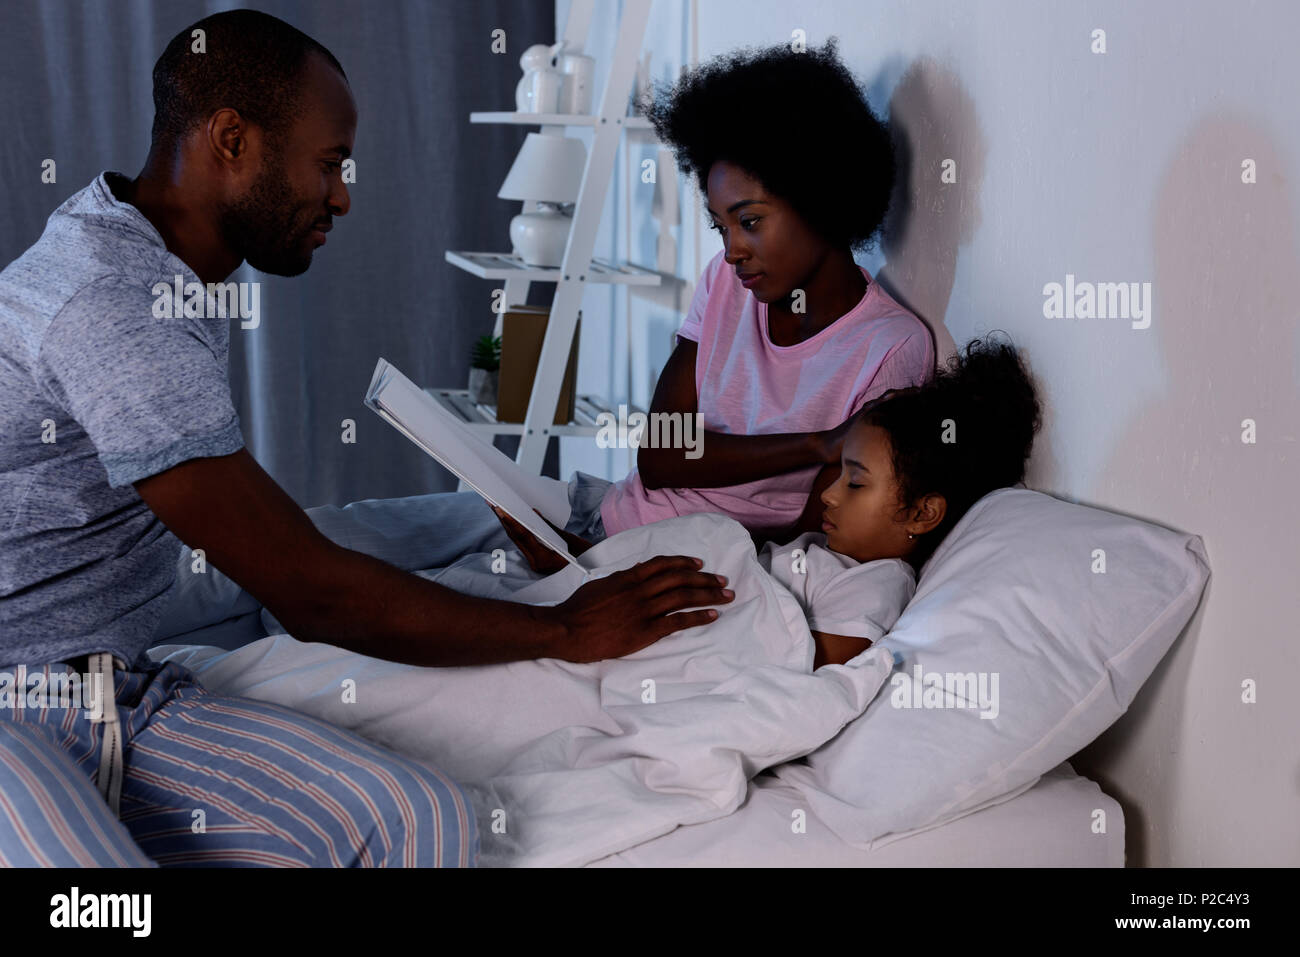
top-left (152, 513), bottom-right (897, 867)
top-left (586, 762), bottom-right (1124, 867)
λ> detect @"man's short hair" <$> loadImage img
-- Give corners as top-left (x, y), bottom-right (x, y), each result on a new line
top-left (150, 9), bottom-right (347, 153)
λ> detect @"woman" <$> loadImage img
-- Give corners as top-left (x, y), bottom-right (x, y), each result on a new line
top-left (560, 38), bottom-right (934, 550)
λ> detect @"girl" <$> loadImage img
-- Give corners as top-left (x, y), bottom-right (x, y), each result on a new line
top-left (559, 38), bottom-right (934, 546)
top-left (502, 336), bottom-right (1042, 670)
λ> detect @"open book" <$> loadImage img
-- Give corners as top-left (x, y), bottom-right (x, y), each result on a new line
top-left (364, 358), bottom-right (583, 570)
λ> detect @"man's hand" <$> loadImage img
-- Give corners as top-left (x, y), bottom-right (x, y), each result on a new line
top-left (547, 556), bottom-right (734, 663)
top-left (489, 505), bottom-right (739, 661)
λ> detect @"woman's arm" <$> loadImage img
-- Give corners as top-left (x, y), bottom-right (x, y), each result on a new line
top-left (637, 339), bottom-right (849, 491)
top-left (789, 463), bottom-right (841, 535)
top-left (751, 462), bottom-right (841, 551)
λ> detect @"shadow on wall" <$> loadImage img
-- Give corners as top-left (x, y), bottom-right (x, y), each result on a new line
top-left (1071, 116), bottom-right (1300, 865)
top-left (869, 55), bottom-right (1067, 494)
top-left (875, 55), bottom-right (987, 367)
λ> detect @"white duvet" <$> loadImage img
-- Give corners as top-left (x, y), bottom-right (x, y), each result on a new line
top-left (152, 512), bottom-right (897, 867)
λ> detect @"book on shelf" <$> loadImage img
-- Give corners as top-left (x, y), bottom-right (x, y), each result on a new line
top-left (496, 304), bottom-right (580, 425)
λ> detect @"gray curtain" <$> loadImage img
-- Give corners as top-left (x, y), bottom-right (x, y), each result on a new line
top-left (0, 0), bottom-right (556, 507)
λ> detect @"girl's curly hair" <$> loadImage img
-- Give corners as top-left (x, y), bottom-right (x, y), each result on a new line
top-left (860, 334), bottom-right (1043, 567)
top-left (639, 38), bottom-right (895, 252)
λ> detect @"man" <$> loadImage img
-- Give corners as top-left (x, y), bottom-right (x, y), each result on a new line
top-left (0, 9), bottom-right (732, 867)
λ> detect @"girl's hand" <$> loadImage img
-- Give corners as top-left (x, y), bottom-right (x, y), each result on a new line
top-left (491, 505), bottom-right (592, 576)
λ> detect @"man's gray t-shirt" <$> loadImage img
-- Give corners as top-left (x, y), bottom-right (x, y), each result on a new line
top-left (0, 171), bottom-right (245, 668)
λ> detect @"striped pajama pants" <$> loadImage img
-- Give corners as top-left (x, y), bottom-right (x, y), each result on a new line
top-left (0, 657), bottom-right (477, 867)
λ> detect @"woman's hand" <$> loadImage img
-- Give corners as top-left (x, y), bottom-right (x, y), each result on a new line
top-left (815, 389), bottom-right (908, 464)
top-left (491, 505), bottom-right (593, 575)
top-left (815, 416), bottom-right (857, 465)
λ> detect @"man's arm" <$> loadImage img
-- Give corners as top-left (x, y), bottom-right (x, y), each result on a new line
top-left (134, 449), bottom-right (734, 667)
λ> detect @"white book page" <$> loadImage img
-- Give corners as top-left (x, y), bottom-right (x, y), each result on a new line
top-left (364, 358), bottom-right (582, 570)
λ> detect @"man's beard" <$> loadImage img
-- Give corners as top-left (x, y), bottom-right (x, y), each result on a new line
top-left (218, 154), bottom-right (316, 277)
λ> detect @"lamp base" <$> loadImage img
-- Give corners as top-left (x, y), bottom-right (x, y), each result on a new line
top-left (510, 209), bottom-right (572, 267)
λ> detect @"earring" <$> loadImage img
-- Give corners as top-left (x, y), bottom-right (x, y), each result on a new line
top-left (908, 533), bottom-right (915, 540)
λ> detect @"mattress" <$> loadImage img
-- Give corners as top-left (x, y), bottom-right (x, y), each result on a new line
top-left (586, 761), bottom-right (1123, 867)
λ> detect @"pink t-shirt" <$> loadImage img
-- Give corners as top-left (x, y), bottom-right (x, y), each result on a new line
top-left (600, 249), bottom-right (935, 536)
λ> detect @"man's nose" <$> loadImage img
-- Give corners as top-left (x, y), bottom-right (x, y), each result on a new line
top-left (329, 181), bottom-right (351, 218)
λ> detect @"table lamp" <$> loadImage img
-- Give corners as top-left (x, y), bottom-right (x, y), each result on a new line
top-left (498, 132), bottom-right (587, 267)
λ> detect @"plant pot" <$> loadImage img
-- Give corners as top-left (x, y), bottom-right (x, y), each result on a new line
top-left (468, 367), bottom-right (499, 406)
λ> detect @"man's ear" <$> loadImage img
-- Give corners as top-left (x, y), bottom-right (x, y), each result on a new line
top-left (205, 107), bottom-right (265, 191)
top-left (205, 108), bottom-right (249, 162)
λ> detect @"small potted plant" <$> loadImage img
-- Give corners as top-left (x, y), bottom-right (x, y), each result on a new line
top-left (468, 334), bottom-right (501, 406)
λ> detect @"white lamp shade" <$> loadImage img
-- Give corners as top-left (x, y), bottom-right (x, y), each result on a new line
top-left (498, 132), bottom-right (587, 203)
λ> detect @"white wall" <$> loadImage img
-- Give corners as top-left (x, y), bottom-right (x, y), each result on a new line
top-left (557, 0), bottom-right (1300, 865)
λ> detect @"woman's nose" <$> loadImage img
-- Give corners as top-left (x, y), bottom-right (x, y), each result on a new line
top-left (723, 237), bottom-right (749, 265)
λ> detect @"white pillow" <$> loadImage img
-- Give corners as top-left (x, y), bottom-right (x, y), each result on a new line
top-left (773, 487), bottom-right (1210, 845)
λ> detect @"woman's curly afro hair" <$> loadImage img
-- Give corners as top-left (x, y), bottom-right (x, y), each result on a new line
top-left (639, 37), bottom-right (895, 252)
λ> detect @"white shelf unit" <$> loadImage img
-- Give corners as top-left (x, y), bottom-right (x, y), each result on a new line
top-left (444, 250), bottom-right (660, 286)
top-left (424, 388), bottom-right (647, 438)
top-left (440, 0), bottom-right (658, 474)
top-left (469, 111), bottom-right (653, 130)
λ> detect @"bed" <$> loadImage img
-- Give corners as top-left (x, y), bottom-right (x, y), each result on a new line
top-left (148, 633), bottom-right (1122, 868)
top-left (147, 486), bottom-right (1206, 867)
